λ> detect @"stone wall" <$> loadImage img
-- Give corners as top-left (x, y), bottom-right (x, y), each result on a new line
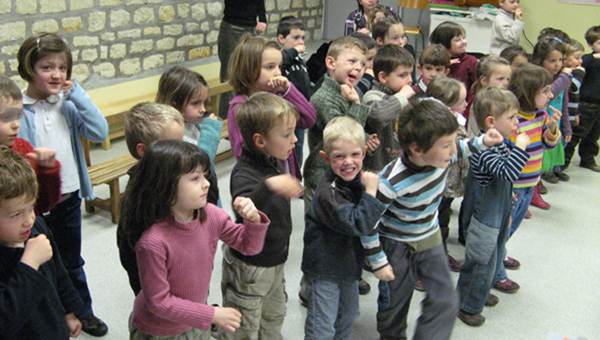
top-left (0, 0), bottom-right (323, 90)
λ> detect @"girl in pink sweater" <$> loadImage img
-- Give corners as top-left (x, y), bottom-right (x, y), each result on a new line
top-left (121, 140), bottom-right (270, 339)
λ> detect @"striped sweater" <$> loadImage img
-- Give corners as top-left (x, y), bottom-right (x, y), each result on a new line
top-left (470, 138), bottom-right (530, 185)
top-left (509, 109), bottom-right (561, 188)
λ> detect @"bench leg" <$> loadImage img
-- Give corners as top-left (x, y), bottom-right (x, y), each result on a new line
top-left (101, 138), bottom-right (111, 150)
top-left (108, 180), bottom-right (120, 224)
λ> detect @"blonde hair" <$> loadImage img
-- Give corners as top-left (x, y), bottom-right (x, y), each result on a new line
top-left (327, 36), bottom-right (367, 61)
top-left (228, 34), bottom-right (281, 96)
top-left (472, 86), bottom-right (519, 131)
top-left (323, 116), bottom-right (366, 155)
top-left (124, 102), bottom-right (184, 159)
top-left (472, 56), bottom-right (510, 95)
top-left (0, 146), bottom-right (37, 203)
top-left (236, 92), bottom-right (299, 151)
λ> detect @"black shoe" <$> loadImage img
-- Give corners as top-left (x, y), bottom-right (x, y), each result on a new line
top-left (80, 315), bottom-right (108, 337)
top-left (538, 181), bottom-right (548, 195)
top-left (458, 310), bottom-right (485, 327)
top-left (485, 293), bottom-right (499, 307)
top-left (359, 279), bottom-right (371, 295)
top-left (541, 172), bottom-right (559, 184)
top-left (554, 171), bottom-right (570, 182)
top-left (580, 163), bottom-right (600, 172)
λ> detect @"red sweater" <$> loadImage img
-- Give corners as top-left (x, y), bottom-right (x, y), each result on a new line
top-left (11, 138), bottom-right (61, 215)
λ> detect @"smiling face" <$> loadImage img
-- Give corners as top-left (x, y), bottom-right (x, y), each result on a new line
top-left (321, 139), bottom-right (366, 182)
top-left (564, 50), bottom-right (584, 68)
top-left (541, 50), bottom-right (564, 76)
top-left (380, 65), bottom-right (413, 93)
top-left (500, 0), bottom-right (520, 14)
top-left (491, 107), bottom-right (519, 138)
top-left (181, 86), bottom-right (209, 125)
top-left (0, 195), bottom-right (36, 248)
top-left (535, 85), bottom-right (554, 110)
top-left (26, 53), bottom-right (69, 100)
top-left (0, 99), bottom-right (23, 148)
top-left (327, 47), bottom-right (366, 86)
top-left (254, 47), bottom-right (282, 92)
top-left (172, 166), bottom-right (210, 222)
top-left (412, 132), bottom-right (458, 169)
top-left (261, 115), bottom-right (298, 161)
top-left (449, 34), bottom-right (467, 56)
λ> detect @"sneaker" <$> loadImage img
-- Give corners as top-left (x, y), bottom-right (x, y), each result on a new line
top-left (530, 184), bottom-right (551, 210)
top-left (493, 279), bottom-right (520, 294)
top-left (359, 279), bottom-right (371, 295)
top-left (580, 162), bottom-right (600, 172)
top-left (448, 254), bottom-right (461, 272)
top-left (458, 310), bottom-right (485, 327)
top-left (414, 280), bottom-right (425, 291)
top-left (538, 181), bottom-right (548, 195)
top-left (80, 315), bottom-right (108, 337)
top-left (554, 170), bottom-right (570, 182)
top-left (541, 172), bottom-right (559, 184)
top-left (485, 293), bottom-right (499, 307)
top-left (503, 256), bottom-right (521, 270)
top-left (524, 210), bottom-right (532, 219)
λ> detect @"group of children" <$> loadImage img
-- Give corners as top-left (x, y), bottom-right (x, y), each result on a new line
top-left (1, 1), bottom-right (600, 339)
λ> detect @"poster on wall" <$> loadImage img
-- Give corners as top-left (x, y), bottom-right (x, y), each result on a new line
top-left (557, 0), bottom-right (600, 4)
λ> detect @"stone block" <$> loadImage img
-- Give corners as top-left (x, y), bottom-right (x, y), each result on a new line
top-left (41, 0), bottom-right (66, 13)
top-left (206, 31), bottom-right (218, 44)
top-left (100, 0), bottom-right (121, 5)
top-left (190, 4), bottom-right (205, 21)
top-left (72, 64), bottom-right (90, 82)
top-left (164, 25), bottom-right (183, 36)
top-left (307, 0), bottom-right (320, 7)
top-left (313, 28), bottom-right (323, 40)
top-left (93, 62), bottom-right (116, 78)
top-left (277, 0), bottom-right (291, 11)
top-left (302, 10), bottom-right (309, 17)
top-left (100, 45), bottom-right (108, 58)
top-left (110, 43), bottom-right (127, 58)
top-left (134, 7), bottom-right (154, 24)
top-left (156, 38), bottom-right (174, 50)
top-left (307, 19), bottom-right (314, 28)
top-left (189, 46), bottom-right (210, 60)
top-left (270, 14), bottom-right (280, 23)
top-left (8, 59), bottom-right (18, 72)
top-left (293, 0), bottom-right (304, 8)
top-left (201, 22), bottom-right (210, 32)
top-left (124, 0), bottom-right (144, 4)
top-left (32, 20), bottom-right (60, 34)
top-left (101, 32), bottom-right (115, 41)
top-left (143, 54), bottom-right (164, 70)
top-left (144, 27), bottom-right (161, 36)
top-left (311, 9), bottom-right (318, 16)
top-left (178, 3), bottom-right (189, 18)
top-left (71, 50), bottom-right (79, 62)
top-left (73, 36), bottom-right (99, 47)
top-left (16, 0), bottom-right (36, 14)
top-left (0, 22), bottom-right (26, 42)
top-left (89, 12), bottom-right (106, 32)
top-left (71, 0), bottom-right (93, 10)
top-left (186, 23), bottom-right (200, 33)
top-left (110, 9), bottom-right (130, 28)
top-left (117, 29), bottom-right (141, 39)
top-left (1, 45), bottom-right (20, 56)
top-left (159, 5), bottom-right (175, 22)
top-left (62, 17), bottom-right (83, 32)
top-left (0, 0), bottom-right (10, 14)
top-left (265, 0), bottom-right (275, 11)
top-left (207, 2), bottom-right (222, 17)
top-left (177, 34), bottom-right (203, 47)
top-left (166, 51), bottom-right (184, 64)
top-left (120, 58), bottom-right (140, 76)
top-left (0, 62), bottom-right (4, 74)
top-left (130, 39), bottom-right (153, 54)
top-left (82, 48), bottom-right (98, 61)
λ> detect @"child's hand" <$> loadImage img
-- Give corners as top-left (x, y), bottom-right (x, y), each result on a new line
top-left (213, 306), bottom-right (242, 333)
top-left (575, 66), bottom-right (585, 72)
top-left (374, 264), bottom-right (395, 281)
top-left (450, 58), bottom-right (461, 65)
top-left (515, 8), bottom-right (523, 20)
top-left (206, 112), bottom-right (218, 120)
top-left (593, 52), bottom-right (600, 59)
top-left (515, 132), bottom-right (531, 151)
top-left (399, 85), bottom-right (416, 99)
top-left (357, 27), bottom-right (370, 35)
top-left (573, 115), bottom-right (580, 127)
top-left (340, 82), bottom-right (360, 103)
top-left (561, 67), bottom-right (573, 75)
top-left (65, 313), bottom-right (82, 338)
top-left (20, 234), bottom-right (53, 270)
top-left (366, 133), bottom-right (380, 153)
top-left (482, 128), bottom-right (504, 147)
top-left (233, 197), bottom-right (261, 223)
top-left (265, 174), bottom-right (304, 199)
top-left (548, 105), bottom-right (562, 131)
top-left (62, 80), bottom-right (74, 94)
top-left (268, 76), bottom-right (290, 94)
top-left (361, 171), bottom-right (380, 197)
top-left (565, 134), bottom-right (572, 143)
top-left (26, 147), bottom-right (57, 169)
top-left (294, 44), bottom-right (306, 54)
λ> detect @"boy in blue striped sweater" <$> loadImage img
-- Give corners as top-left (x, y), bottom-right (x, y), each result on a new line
top-left (369, 98), bottom-right (503, 340)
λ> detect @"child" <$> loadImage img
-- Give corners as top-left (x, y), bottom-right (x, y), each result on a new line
top-left (351, 32), bottom-right (379, 101)
top-left (367, 4), bottom-right (395, 33)
top-left (564, 25), bottom-right (600, 173)
top-left (412, 44), bottom-right (451, 97)
top-left (121, 140), bottom-right (270, 339)
top-left (301, 116), bottom-right (388, 339)
top-left (493, 64), bottom-right (562, 294)
top-left (0, 74), bottom-right (60, 216)
top-left (345, 0), bottom-right (398, 36)
top-left (372, 98), bottom-right (503, 340)
top-left (426, 77), bottom-right (469, 274)
top-left (0, 147), bottom-right (83, 340)
top-left (457, 87), bottom-right (530, 326)
top-left (117, 102), bottom-right (186, 296)
top-left (227, 34), bottom-right (316, 180)
top-left (220, 93), bottom-right (303, 339)
top-left (16, 32), bottom-right (109, 336)
top-left (500, 44), bottom-right (529, 73)
top-left (430, 21), bottom-right (479, 97)
top-left (564, 40), bottom-right (586, 130)
top-left (363, 44), bottom-right (415, 172)
top-left (372, 16), bottom-right (407, 48)
top-left (490, 0), bottom-right (525, 57)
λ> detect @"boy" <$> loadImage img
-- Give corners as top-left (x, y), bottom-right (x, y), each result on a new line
top-left (372, 99), bottom-right (503, 340)
top-left (220, 92), bottom-right (303, 340)
top-left (117, 102), bottom-right (185, 296)
top-left (0, 74), bottom-right (60, 216)
top-left (351, 32), bottom-right (379, 101)
top-left (363, 44), bottom-right (415, 172)
top-left (412, 44), bottom-right (451, 97)
top-left (564, 25), bottom-right (600, 172)
top-left (457, 87), bottom-right (530, 326)
top-left (490, 0), bottom-right (525, 56)
top-left (301, 116), bottom-right (388, 339)
top-left (564, 40), bottom-right (586, 129)
top-left (0, 146), bottom-right (83, 339)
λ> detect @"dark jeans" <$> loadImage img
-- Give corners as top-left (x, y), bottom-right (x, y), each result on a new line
top-left (42, 191), bottom-right (93, 319)
top-left (564, 101), bottom-right (600, 167)
top-left (438, 197), bottom-right (454, 252)
top-left (295, 129), bottom-right (306, 169)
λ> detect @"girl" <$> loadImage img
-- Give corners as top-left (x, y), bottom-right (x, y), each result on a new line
top-left (122, 140), bottom-right (270, 339)
top-left (227, 34), bottom-right (316, 180)
top-left (366, 4), bottom-right (394, 33)
top-left (156, 66), bottom-right (223, 205)
top-left (466, 56), bottom-right (513, 138)
top-left (430, 21), bottom-right (479, 99)
top-left (532, 37), bottom-right (572, 194)
top-left (500, 44), bottom-right (529, 73)
top-left (494, 64), bottom-right (562, 294)
top-left (16, 33), bottom-right (109, 336)
top-left (426, 77), bottom-right (469, 275)
top-left (345, 0), bottom-right (398, 36)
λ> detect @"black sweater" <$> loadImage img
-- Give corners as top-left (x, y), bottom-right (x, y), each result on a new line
top-left (223, 0), bottom-right (266, 27)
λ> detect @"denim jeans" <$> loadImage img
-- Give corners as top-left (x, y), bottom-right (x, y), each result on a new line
top-left (495, 186), bottom-right (533, 282)
top-left (42, 191), bottom-right (93, 319)
top-left (304, 276), bottom-right (359, 340)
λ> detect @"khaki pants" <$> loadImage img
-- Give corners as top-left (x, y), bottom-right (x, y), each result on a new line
top-left (129, 313), bottom-right (211, 340)
top-left (218, 246), bottom-right (287, 340)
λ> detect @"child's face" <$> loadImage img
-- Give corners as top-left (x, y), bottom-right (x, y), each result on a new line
top-left (279, 28), bottom-right (306, 50)
top-left (541, 50), bottom-right (564, 75)
top-left (0, 195), bottom-right (36, 248)
top-left (365, 48), bottom-right (378, 70)
top-left (500, 0), bottom-right (520, 14)
top-left (327, 47), bottom-right (366, 86)
top-left (322, 139), bottom-right (365, 182)
top-left (491, 107), bottom-right (519, 138)
top-left (380, 65), bottom-right (413, 93)
top-left (181, 86), bottom-right (209, 125)
top-left (414, 132), bottom-right (458, 169)
top-left (418, 64), bottom-right (448, 86)
top-left (450, 85), bottom-right (467, 114)
top-left (564, 50), bottom-right (584, 68)
top-left (449, 34), bottom-right (467, 56)
top-left (173, 166), bottom-right (210, 217)
top-left (535, 85), bottom-right (554, 110)
top-left (483, 64), bottom-right (512, 88)
top-left (510, 55), bottom-right (528, 73)
top-left (28, 53), bottom-right (69, 99)
top-left (255, 48), bottom-right (282, 92)
top-left (383, 24), bottom-right (407, 47)
top-left (261, 115), bottom-right (298, 161)
top-left (590, 39), bottom-right (600, 53)
top-left (0, 99), bottom-right (23, 148)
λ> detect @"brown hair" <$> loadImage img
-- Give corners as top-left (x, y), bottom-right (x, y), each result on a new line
top-left (0, 146), bottom-right (37, 203)
top-left (327, 36), bottom-right (367, 60)
top-left (472, 56), bottom-right (510, 95)
top-left (508, 64), bottom-right (552, 112)
top-left (472, 86), bottom-right (519, 131)
top-left (0, 74), bottom-right (23, 104)
top-left (156, 66), bottom-right (208, 113)
top-left (418, 44), bottom-right (451, 68)
top-left (373, 44), bottom-right (414, 79)
top-left (430, 21), bottom-right (465, 51)
top-left (17, 33), bottom-right (73, 83)
top-left (228, 34), bottom-right (280, 96)
top-left (585, 25), bottom-right (600, 46)
top-left (425, 76), bottom-right (464, 107)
